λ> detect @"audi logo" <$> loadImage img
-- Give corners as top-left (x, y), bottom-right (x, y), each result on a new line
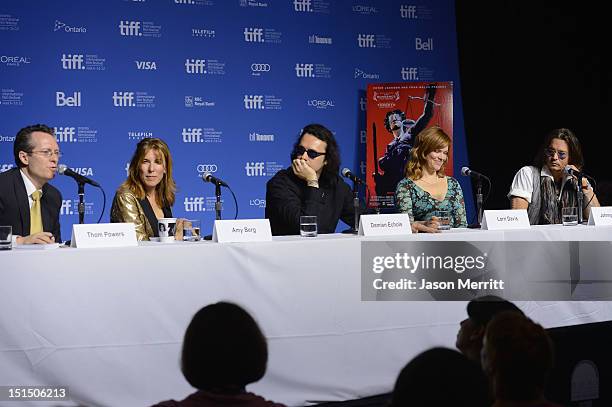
top-left (251, 63), bottom-right (271, 72)
top-left (197, 164), bottom-right (218, 173)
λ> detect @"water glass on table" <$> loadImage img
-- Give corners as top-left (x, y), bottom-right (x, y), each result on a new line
top-left (0, 226), bottom-right (11, 250)
top-left (300, 216), bottom-right (317, 237)
top-left (433, 210), bottom-right (451, 230)
top-left (562, 207), bottom-right (578, 226)
top-left (183, 219), bottom-right (202, 241)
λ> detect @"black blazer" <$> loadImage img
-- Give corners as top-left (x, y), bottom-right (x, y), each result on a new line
top-left (0, 168), bottom-right (62, 242)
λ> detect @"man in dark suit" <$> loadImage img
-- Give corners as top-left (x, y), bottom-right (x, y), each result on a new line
top-left (0, 124), bottom-right (62, 244)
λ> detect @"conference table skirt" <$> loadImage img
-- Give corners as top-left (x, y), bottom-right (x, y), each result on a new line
top-left (2, 225), bottom-right (612, 406)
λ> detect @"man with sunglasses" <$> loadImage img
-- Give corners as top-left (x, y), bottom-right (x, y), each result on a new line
top-left (265, 124), bottom-right (355, 236)
top-left (0, 124), bottom-right (63, 244)
top-left (508, 128), bottom-right (599, 224)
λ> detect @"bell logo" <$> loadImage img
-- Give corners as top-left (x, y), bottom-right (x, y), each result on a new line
top-left (61, 54), bottom-right (85, 70)
top-left (182, 128), bottom-right (203, 143)
top-left (400, 5), bottom-right (417, 19)
top-left (119, 21), bottom-right (142, 36)
top-left (244, 28), bottom-right (264, 42)
top-left (185, 59), bottom-right (206, 74)
top-left (245, 162), bottom-right (265, 176)
top-left (61, 200), bottom-right (74, 215)
top-left (55, 127), bottom-right (76, 143)
top-left (401, 67), bottom-right (418, 80)
top-left (295, 63), bottom-right (314, 78)
top-left (415, 37), bottom-right (433, 51)
top-left (358, 34), bottom-right (375, 48)
top-left (135, 61), bottom-right (157, 70)
top-left (244, 95), bottom-right (264, 109)
top-left (113, 91), bottom-right (135, 107)
top-left (56, 91), bottom-right (82, 107)
top-left (184, 197), bottom-right (205, 212)
top-left (293, 0), bottom-right (312, 12)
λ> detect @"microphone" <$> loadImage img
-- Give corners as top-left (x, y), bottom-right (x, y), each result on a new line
top-left (58, 164), bottom-right (100, 187)
top-left (564, 165), bottom-right (587, 178)
top-left (202, 172), bottom-right (228, 187)
top-left (341, 168), bottom-right (364, 184)
top-left (461, 167), bottom-right (489, 181)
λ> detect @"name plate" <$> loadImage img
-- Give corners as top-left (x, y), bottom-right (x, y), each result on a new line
top-left (70, 223), bottom-right (138, 248)
top-left (358, 213), bottom-right (412, 236)
top-left (481, 209), bottom-right (530, 230)
top-left (212, 219), bottom-right (272, 243)
top-left (588, 206), bottom-right (612, 226)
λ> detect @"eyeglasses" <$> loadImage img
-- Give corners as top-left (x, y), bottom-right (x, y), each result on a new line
top-left (29, 149), bottom-right (63, 158)
top-left (293, 145), bottom-right (326, 159)
top-left (544, 148), bottom-right (567, 160)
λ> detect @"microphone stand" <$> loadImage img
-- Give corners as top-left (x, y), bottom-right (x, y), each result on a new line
top-left (468, 178), bottom-right (483, 229)
top-left (576, 174), bottom-right (584, 224)
top-left (78, 181), bottom-right (85, 224)
top-left (342, 179), bottom-right (360, 234)
top-left (214, 182), bottom-right (222, 221)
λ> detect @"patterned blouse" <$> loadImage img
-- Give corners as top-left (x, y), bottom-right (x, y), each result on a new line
top-left (395, 176), bottom-right (468, 228)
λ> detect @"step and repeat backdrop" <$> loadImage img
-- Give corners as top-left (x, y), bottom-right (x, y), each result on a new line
top-left (0, 0), bottom-right (470, 238)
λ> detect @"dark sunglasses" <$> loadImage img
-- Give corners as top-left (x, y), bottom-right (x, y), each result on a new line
top-left (544, 148), bottom-right (567, 160)
top-left (293, 145), bottom-right (326, 159)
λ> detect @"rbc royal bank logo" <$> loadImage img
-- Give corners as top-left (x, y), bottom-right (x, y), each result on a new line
top-left (56, 91), bottom-right (81, 107)
top-left (295, 63), bottom-right (314, 78)
top-left (113, 92), bottom-right (135, 107)
top-left (245, 162), bottom-right (265, 176)
top-left (182, 128), bottom-right (203, 143)
top-left (293, 0), bottom-right (312, 12)
top-left (184, 197), bottom-right (206, 212)
top-left (244, 95), bottom-right (264, 109)
top-left (400, 5), bottom-right (417, 18)
top-left (119, 21), bottom-right (141, 36)
top-left (244, 28), bottom-right (264, 42)
top-left (61, 54), bottom-right (85, 70)
top-left (357, 34), bottom-right (375, 48)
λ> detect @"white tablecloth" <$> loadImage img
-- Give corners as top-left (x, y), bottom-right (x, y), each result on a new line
top-left (2, 225), bottom-right (612, 406)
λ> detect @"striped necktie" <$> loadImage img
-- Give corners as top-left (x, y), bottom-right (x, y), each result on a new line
top-left (30, 190), bottom-right (43, 235)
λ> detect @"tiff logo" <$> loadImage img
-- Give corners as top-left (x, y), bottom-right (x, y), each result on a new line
top-left (182, 128), bottom-right (203, 143)
top-left (245, 162), bottom-right (265, 176)
top-left (184, 197), bottom-right (205, 212)
top-left (113, 91), bottom-right (135, 107)
top-left (400, 5), bottom-right (417, 18)
top-left (244, 95), bottom-right (264, 109)
top-left (295, 63), bottom-right (314, 78)
top-left (358, 34), bottom-right (375, 48)
top-left (244, 28), bottom-right (264, 42)
top-left (294, 0), bottom-right (312, 12)
top-left (56, 91), bottom-right (81, 107)
top-left (185, 59), bottom-right (206, 74)
top-left (0, 164), bottom-right (15, 172)
top-left (119, 21), bottom-right (142, 36)
top-left (61, 54), bottom-right (84, 70)
top-left (359, 97), bottom-right (366, 111)
top-left (360, 130), bottom-right (366, 144)
top-left (61, 200), bottom-right (74, 215)
top-left (401, 67), bottom-right (418, 80)
top-left (55, 127), bottom-right (76, 142)
top-left (415, 38), bottom-right (433, 51)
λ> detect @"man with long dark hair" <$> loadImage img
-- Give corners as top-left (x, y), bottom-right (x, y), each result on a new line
top-left (265, 123), bottom-right (354, 235)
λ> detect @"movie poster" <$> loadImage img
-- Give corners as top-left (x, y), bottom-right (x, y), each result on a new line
top-left (366, 82), bottom-right (453, 209)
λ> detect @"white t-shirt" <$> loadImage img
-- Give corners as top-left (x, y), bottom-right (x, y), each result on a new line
top-left (508, 165), bottom-right (587, 204)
